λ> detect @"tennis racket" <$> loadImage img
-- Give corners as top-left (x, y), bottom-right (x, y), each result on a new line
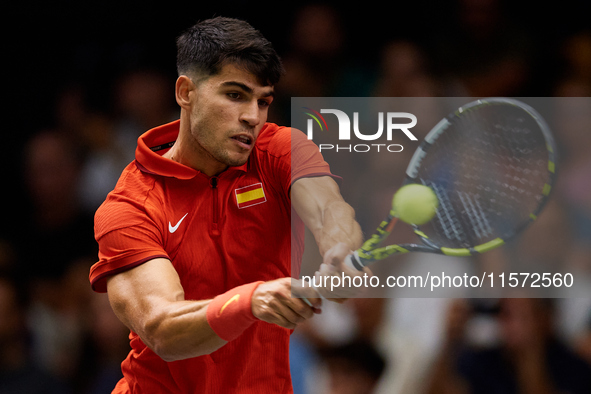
top-left (343, 97), bottom-right (557, 271)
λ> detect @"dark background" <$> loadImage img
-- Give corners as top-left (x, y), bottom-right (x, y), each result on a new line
top-left (2, 1), bottom-right (591, 393)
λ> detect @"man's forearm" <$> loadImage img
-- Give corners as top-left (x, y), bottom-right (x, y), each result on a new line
top-left (291, 176), bottom-right (363, 258)
top-left (313, 199), bottom-right (363, 257)
top-left (141, 299), bottom-right (227, 361)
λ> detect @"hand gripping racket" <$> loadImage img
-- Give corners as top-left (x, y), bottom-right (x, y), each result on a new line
top-left (344, 97), bottom-right (557, 271)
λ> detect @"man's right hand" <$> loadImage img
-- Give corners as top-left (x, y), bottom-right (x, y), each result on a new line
top-left (251, 277), bottom-right (321, 329)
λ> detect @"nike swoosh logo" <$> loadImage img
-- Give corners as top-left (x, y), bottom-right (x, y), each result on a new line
top-left (168, 213), bottom-right (188, 233)
top-left (218, 294), bottom-right (240, 317)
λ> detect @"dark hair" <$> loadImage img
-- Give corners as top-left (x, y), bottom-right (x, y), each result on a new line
top-left (176, 16), bottom-right (284, 86)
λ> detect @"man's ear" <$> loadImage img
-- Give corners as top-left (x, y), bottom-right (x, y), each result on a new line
top-left (175, 75), bottom-right (194, 110)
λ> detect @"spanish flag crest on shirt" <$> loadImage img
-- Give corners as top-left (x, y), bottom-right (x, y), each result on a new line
top-left (235, 183), bottom-right (266, 209)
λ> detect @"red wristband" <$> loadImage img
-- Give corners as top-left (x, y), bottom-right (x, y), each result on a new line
top-left (206, 281), bottom-right (263, 341)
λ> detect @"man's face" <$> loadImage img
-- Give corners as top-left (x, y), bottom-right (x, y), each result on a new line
top-left (187, 64), bottom-right (274, 172)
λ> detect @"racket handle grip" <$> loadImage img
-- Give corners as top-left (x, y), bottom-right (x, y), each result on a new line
top-left (301, 280), bottom-right (327, 308)
top-left (344, 251), bottom-right (365, 271)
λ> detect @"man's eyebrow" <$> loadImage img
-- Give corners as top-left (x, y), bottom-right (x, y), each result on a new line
top-left (221, 81), bottom-right (274, 97)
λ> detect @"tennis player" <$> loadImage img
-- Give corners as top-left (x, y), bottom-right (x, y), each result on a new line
top-left (89, 16), bottom-right (364, 393)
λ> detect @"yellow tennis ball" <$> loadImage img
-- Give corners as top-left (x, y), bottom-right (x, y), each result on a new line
top-left (392, 184), bottom-right (439, 225)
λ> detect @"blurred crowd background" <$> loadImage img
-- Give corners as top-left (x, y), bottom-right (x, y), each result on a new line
top-left (2, 0), bottom-right (591, 393)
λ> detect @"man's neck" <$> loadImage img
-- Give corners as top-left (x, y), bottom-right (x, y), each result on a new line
top-left (163, 115), bottom-right (228, 177)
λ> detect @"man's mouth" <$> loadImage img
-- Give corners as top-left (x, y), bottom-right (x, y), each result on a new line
top-left (231, 134), bottom-right (253, 148)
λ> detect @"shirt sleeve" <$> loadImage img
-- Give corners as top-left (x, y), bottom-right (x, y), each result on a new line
top-left (266, 127), bottom-right (339, 197)
top-left (90, 199), bottom-right (168, 293)
top-left (290, 127), bottom-right (338, 184)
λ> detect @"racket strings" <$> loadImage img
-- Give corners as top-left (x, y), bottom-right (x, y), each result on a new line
top-left (428, 181), bottom-right (467, 243)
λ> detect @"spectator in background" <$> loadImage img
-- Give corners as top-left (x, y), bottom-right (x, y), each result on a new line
top-left (11, 130), bottom-right (97, 387)
top-left (0, 275), bottom-right (70, 394)
top-left (429, 0), bottom-right (533, 97)
top-left (318, 339), bottom-right (386, 394)
top-left (554, 30), bottom-right (591, 97)
top-left (278, 4), bottom-right (346, 97)
top-left (424, 299), bottom-right (472, 394)
top-left (11, 129), bottom-right (132, 393)
top-left (82, 293), bottom-right (129, 394)
top-left (290, 294), bottom-right (389, 393)
top-left (52, 83), bottom-right (117, 215)
top-left (271, 3), bottom-right (375, 124)
top-left (575, 310), bottom-right (591, 366)
top-left (15, 130), bottom-right (96, 282)
top-left (551, 97), bottom-right (591, 273)
top-left (77, 67), bottom-right (178, 212)
top-left (372, 40), bottom-right (440, 98)
top-left (425, 297), bottom-right (591, 394)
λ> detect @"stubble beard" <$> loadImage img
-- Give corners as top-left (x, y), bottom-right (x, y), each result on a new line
top-left (193, 125), bottom-right (251, 169)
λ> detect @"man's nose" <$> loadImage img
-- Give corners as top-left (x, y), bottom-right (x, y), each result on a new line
top-left (240, 101), bottom-right (261, 127)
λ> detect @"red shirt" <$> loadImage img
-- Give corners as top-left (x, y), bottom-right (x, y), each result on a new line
top-left (89, 120), bottom-right (334, 393)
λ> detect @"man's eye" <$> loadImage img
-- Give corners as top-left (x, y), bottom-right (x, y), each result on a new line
top-left (258, 100), bottom-right (270, 108)
top-left (227, 92), bottom-right (241, 100)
